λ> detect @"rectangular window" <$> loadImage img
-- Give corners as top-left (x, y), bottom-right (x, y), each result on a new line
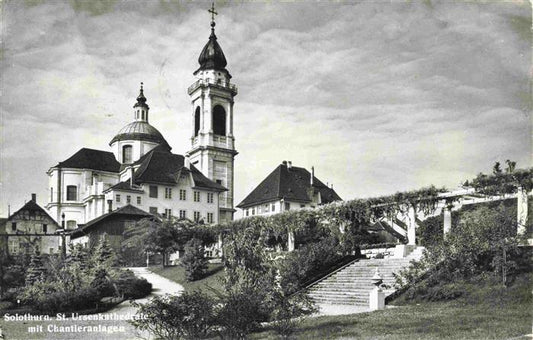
top-left (300, 204), bottom-right (306, 208)
top-left (285, 202), bottom-right (291, 211)
top-left (179, 189), bottom-right (187, 201)
top-left (8, 239), bottom-right (19, 254)
top-left (66, 185), bottom-right (77, 201)
top-left (165, 187), bottom-right (172, 199)
top-left (43, 224), bottom-right (47, 234)
top-left (194, 191), bottom-right (200, 202)
top-left (194, 211), bottom-right (201, 222)
top-left (165, 209), bottom-right (172, 218)
top-left (49, 247), bottom-right (54, 254)
top-left (216, 179), bottom-right (222, 185)
top-left (207, 193), bottom-right (214, 204)
top-left (50, 187), bottom-right (53, 202)
top-left (127, 195), bottom-right (131, 204)
top-left (149, 185), bottom-right (158, 198)
top-left (264, 204), bottom-right (270, 212)
top-left (246, 209), bottom-right (249, 217)
top-left (11, 222), bottom-right (16, 231)
top-left (149, 207), bottom-right (158, 214)
top-left (272, 204), bottom-right (276, 212)
top-left (179, 210), bottom-right (186, 219)
top-left (207, 212), bottom-right (214, 224)
top-left (137, 196), bottom-right (141, 205)
top-left (252, 208), bottom-right (255, 216)
top-left (116, 194), bottom-right (121, 203)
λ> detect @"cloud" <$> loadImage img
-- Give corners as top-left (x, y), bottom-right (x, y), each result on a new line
top-left (0, 1), bottom-right (530, 216)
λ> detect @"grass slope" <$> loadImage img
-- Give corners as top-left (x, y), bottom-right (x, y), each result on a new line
top-left (251, 272), bottom-right (532, 340)
top-left (149, 263), bottom-right (224, 296)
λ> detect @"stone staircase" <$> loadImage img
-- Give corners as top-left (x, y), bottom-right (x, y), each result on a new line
top-left (307, 246), bottom-right (425, 306)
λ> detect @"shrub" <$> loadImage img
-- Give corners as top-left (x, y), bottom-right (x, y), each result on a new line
top-left (33, 287), bottom-right (100, 314)
top-left (113, 270), bottom-right (152, 299)
top-left (182, 238), bottom-right (208, 281)
top-left (269, 291), bottom-right (317, 339)
top-left (131, 291), bottom-right (215, 340)
top-left (90, 269), bottom-right (115, 297)
top-left (278, 236), bottom-right (342, 294)
top-left (395, 204), bottom-right (526, 301)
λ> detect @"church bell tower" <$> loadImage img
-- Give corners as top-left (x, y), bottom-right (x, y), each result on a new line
top-left (187, 4), bottom-right (238, 223)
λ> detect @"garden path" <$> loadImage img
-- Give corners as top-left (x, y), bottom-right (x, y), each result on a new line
top-left (0, 267), bottom-right (184, 340)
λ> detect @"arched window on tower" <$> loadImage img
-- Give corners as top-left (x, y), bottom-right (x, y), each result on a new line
top-left (194, 107), bottom-right (200, 137)
top-left (123, 145), bottom-right (133, 163)
top-left (213, 105), bottom-right (226, 136)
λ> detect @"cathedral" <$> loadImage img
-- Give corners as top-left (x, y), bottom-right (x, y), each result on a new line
top-left (45, 13), bottom-right (237, 234)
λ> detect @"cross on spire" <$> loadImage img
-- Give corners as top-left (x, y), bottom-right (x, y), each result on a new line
top-left (208, 2), bottom-right (217, 30)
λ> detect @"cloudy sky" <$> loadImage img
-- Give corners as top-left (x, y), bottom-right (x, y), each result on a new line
top-left (1, 0), bottom-right (530, 217)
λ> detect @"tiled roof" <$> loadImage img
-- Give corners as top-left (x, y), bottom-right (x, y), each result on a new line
top-left (70, 204), bottom-right (153, 239)
top-left (107, 181), bottom-right (144, 193)
top-left (237, 163), bottom-right (342, 208)
top-left (132, 149), bottom-right (226, 191)
top-left (55, 148), bottom-right (120, 173)
top-left (9, 200), bottom-right (59, 226)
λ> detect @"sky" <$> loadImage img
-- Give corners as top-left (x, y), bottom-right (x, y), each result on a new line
top-left (0, 0), bottom-right (531, 217)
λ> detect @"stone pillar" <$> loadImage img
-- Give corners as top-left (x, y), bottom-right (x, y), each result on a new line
top-left (288, 230), bottom-right (295, 252)
top-left (517, 187), bottom-right (528, 237)
top-left (369, 287), bottom-right (385, 311)
top-left (407, 205), bottom-right (417, 246)
top-left (443, 204), bottom-right (452, 235)
top-left (369, 268), bottom-right (385, 311)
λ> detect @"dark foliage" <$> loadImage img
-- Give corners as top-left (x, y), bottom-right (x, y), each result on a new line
top-left (114, 270), bottom-right (152, 299)
top-left (33, 287), bottom-right (100, 314)
top-left (182, 238), bottom-right (208, 281)
top-left (131, 291), bottom-right (216, 340)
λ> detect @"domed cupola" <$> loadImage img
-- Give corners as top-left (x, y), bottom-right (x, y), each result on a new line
top-left (110, 83), bottom-right (171, 164)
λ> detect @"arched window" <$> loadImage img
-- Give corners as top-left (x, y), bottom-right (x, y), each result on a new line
top-left (213, 105), bottom-right (226, 136)
top-left (123, 145), bottom-right (133, 163)
top-left (66, 185), bottom-right (77, 201)
top-left (194, 107), bottom-right (201, 137)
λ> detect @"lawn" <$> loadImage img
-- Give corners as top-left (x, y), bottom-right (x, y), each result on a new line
top-left (149, 263), bottom-right (225, 295)
top-left (248, 272), bottom-right (532, 339)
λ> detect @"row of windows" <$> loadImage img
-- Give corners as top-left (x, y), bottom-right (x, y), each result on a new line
top-left (148, 186), bottom-right (214, 203)
top-left (116, 195), bottom-right (142, 205)
top-left (246, 203), bottom-right (277, 217)
top-left (10, 223), bottom-right (48, 233)
top-left (8, 239), bottom-right (55, 255)
top-left (148, 207), bottom-right (214, 223)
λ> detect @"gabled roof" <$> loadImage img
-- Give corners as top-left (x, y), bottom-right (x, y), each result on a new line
top-left (9, 200), bottom-right (59, 226)
top-left (237, 163), bottom-right (342, 208)
top-left (54, 148), bottom-right (120, 173)
top-left (70, 204), bottom-right (153, 239)
top-left (106, 181), bottom-right (144, 193)
top-left (132, 148), bottom-right (226, 191)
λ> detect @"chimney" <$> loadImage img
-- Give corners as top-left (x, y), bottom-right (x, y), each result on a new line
top-left (107, 199), bottom-right (113, 213)
top-left (310, 167), bottom-right (314, 186)
top-left (287, 161), bottom-right (292, 170)
top-left (282, 160), bottom-right (287, 167)
top-left (31, 193), bottom-right (36, 202)
top-left (130, 167), bottom-right (134, 186)
top-left (184, 155), bottom-right (191, 169)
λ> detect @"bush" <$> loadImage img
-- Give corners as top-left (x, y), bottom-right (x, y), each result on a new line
top-left (113, 270), bottom-right (152, 299)
top-left (182, 238), bottom-right (208, 281)
top-left (34, 288), bottom-right (100, 314)
top-left (90, 269), bottom-right (115, 297)
top-left (278, 236), bottom-right (342, 294)
top-left (131, 291), bottom-right (215, 340)
top-left (395, 204), bottom-right (526, 301)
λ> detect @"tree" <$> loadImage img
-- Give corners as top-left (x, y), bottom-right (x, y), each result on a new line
top-left (182, 238), bottom-right (208, 281)
top-left (25, 253), bottom-right (46, 285)
top-left (123, 218), bottom-right (216, 267)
